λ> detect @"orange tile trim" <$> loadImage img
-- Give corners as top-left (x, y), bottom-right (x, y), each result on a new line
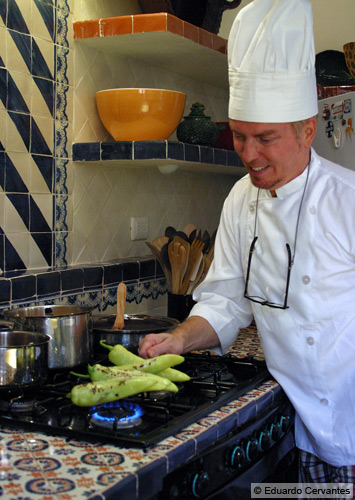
top-left (73, 13), bottom-right (227, 54)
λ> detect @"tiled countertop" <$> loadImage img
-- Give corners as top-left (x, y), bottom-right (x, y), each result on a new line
top-left (0, 326), bottom-right (281, 500)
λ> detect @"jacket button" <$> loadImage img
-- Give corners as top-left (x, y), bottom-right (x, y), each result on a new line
top-left (302, 275), bottom-right (311, 284)
top-left (306, 336), bottom-right (315, 345)
top-left (309, 205), bottom-right (317, 215)
top-left (320, 398), bottom-right (329, 406)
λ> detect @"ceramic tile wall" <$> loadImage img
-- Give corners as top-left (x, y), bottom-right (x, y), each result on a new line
top-left (0, 0), bottom-right (73, 274)
top-left (0, 0), bottom-right (237, 276)
top-left (72, 7), bottom-right (236, 265)
top-left (0, 0), bottom-right (239, 317)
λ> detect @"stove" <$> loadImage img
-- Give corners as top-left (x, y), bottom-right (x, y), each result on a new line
top-left (0, 351), bottom-right (269, 449)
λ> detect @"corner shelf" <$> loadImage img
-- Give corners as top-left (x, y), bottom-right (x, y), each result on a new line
top-left (72, 141), bottom-right (245, 176)
top-left (73, 13), bottom-right (228, 88)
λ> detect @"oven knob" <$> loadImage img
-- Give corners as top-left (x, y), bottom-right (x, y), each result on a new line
top-left (258, 429), bottom-right (271, 451)
top-left (246, 437), bottom-right (259, 462)
top-left (227, 438), bottom-right (246, 469)
top-left (228, 443), bottom-right (246, 469)
top-left (269, 414), bottom-right (282, 441)
top-left (280, 414), bottom-right (291, 432)
top-left (169, 484), bottom-right (180, 499)
top-left (269, 421), bottom-right (280, 440)
top-left (190, 470), bottom-right (209, 498)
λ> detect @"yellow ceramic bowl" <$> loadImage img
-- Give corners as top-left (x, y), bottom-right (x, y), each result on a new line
top-left (343, 42), bottom-right (355, 79)
top-left (96, 88), bottom-right (187, 141)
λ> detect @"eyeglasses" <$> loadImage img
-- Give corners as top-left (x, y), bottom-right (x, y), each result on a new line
top-left (243, 163), bottom-right (310, 310)
top-left (244, 236), bottom-right (293, 309)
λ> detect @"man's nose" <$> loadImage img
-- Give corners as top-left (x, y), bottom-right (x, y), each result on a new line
top-left (239, 139), bottom-right (259, 163)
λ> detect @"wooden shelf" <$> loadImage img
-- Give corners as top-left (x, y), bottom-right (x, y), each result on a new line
top-left (72, 141), bottom-right (244, 176)
top-left (73, 13), bottom-right (228, 88)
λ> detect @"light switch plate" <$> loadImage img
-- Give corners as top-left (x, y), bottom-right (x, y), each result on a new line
top-left (130, 216), bottom-right (149, 240)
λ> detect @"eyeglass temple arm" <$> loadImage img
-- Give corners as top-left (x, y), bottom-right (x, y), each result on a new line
top-left (244, 236), bottom-right (258, 296)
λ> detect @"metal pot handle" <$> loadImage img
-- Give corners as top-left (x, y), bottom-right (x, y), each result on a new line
top-left (0, 319), bottom-right (15, 331)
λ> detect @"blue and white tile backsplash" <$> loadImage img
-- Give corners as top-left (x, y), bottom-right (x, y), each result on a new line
top-left (0, 0), bottom-right (71, 273)
top-left (0, 0), bottom-right (237, 315)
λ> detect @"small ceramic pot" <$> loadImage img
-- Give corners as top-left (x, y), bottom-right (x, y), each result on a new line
top-left (177, 102), bottom-right (218, 146)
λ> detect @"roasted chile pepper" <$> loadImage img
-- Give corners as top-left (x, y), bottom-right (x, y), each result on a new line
top-left (70, 370), bottom-right (178, 407)
top-left (100, 341), bottom-right (190, 382)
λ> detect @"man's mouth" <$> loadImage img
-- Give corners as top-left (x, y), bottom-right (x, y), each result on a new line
top-left (249, 165), bottom-right (268, 172)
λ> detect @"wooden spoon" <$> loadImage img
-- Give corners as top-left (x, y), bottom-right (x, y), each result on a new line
top-left (151, 235), bottom-right (168, 252)
top-left (180, 238), bottom-right (205, 294)
top-left (112, 282), bottom-right (127, 330)
top-left (168, 241), bottom-right (187, 294)
top-left (173, 235), bottom-right (190, 279)
top-left (145, 241), bottom-right (172, 289)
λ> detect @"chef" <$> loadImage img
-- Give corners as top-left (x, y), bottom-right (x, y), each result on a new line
top-left (139, 0), bottom-right (355, 485)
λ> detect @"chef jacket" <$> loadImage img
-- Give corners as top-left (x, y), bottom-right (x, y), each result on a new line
top-left (191, 148), bottom-right (355, 466)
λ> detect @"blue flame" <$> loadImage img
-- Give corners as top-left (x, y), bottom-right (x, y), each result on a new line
top-left (91, 401), bottom-right (144, 423)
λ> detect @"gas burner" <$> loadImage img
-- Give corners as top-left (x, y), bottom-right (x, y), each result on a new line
top-left (0, 393), bottom-right (37, 414)
top-left (0, 352), bottom-right (270, 448)
top-left (189, 361), bottom-right (234, 383)
top-left (89, 401), bottom-right (144, 430)
top-left (143, 390), bottom-right (170, 401)
top-left (0, 396), bottom-right (36, 414)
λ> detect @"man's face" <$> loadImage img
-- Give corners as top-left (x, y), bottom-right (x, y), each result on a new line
top-left (229, 119), bottom-right (316, 194)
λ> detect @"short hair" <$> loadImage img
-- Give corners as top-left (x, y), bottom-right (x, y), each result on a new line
top-left (290, 116), bottom-right (317, 141)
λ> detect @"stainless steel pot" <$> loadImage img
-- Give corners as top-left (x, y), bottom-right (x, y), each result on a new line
top-left (0, 320), bottom-right (14, 332)
top-left (0, 330), bottom-right (50, 388)
top-left (92, 314), bottom-right (178, 352)
top-left (2, 306), bottom-right (93, 369)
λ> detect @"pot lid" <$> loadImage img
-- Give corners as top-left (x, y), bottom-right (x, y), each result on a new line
top-left (92, 314), bottom-right (178, 334)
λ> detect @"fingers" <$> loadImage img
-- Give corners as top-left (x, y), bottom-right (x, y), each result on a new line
top-left (138, 333), bottom-right (167, 358)
top-left (138, 333), bottom-right (183, 358)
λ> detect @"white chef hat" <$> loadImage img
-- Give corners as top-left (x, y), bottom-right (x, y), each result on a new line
top-left (228, 0), bottom-right (318, 123)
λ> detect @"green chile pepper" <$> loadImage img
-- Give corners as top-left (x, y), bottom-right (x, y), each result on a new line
top-left (70, 371), bottom-right (178, 407)
top-left (100, 341), bottom-right (190, 382)
top-left (70, 376), bottom-right (156, 407)
top-left (87, 364), bottom-right (178, 392)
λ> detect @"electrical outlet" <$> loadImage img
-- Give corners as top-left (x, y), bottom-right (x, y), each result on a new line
top-left (130, 216), bottom-right (149, 241)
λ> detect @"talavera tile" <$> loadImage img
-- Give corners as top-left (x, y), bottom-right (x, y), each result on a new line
top-left (7, 0), bottom-right (30, 34)
top-left (32, 0), bottom-right (55, 42)
top-left (7, 31), bottom-right (31, 73)
top-left (7, 70), bottom-right (31, 113)
top-left (1, 0), bottom-right (236, 293)
top-left (11, 273), bottom-right (36, 300)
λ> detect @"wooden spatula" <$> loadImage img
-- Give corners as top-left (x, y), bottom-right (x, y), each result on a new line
top-left (112, 282), bottom-right (127, 330)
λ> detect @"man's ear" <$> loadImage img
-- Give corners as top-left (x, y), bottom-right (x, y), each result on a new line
top-left (303, 116), bottom-right (318, 148)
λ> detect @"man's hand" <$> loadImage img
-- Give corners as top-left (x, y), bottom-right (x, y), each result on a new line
top-left (138, 333), bottom-right (184, 358)
top-left (138, 316), bottom-right (220, 358)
